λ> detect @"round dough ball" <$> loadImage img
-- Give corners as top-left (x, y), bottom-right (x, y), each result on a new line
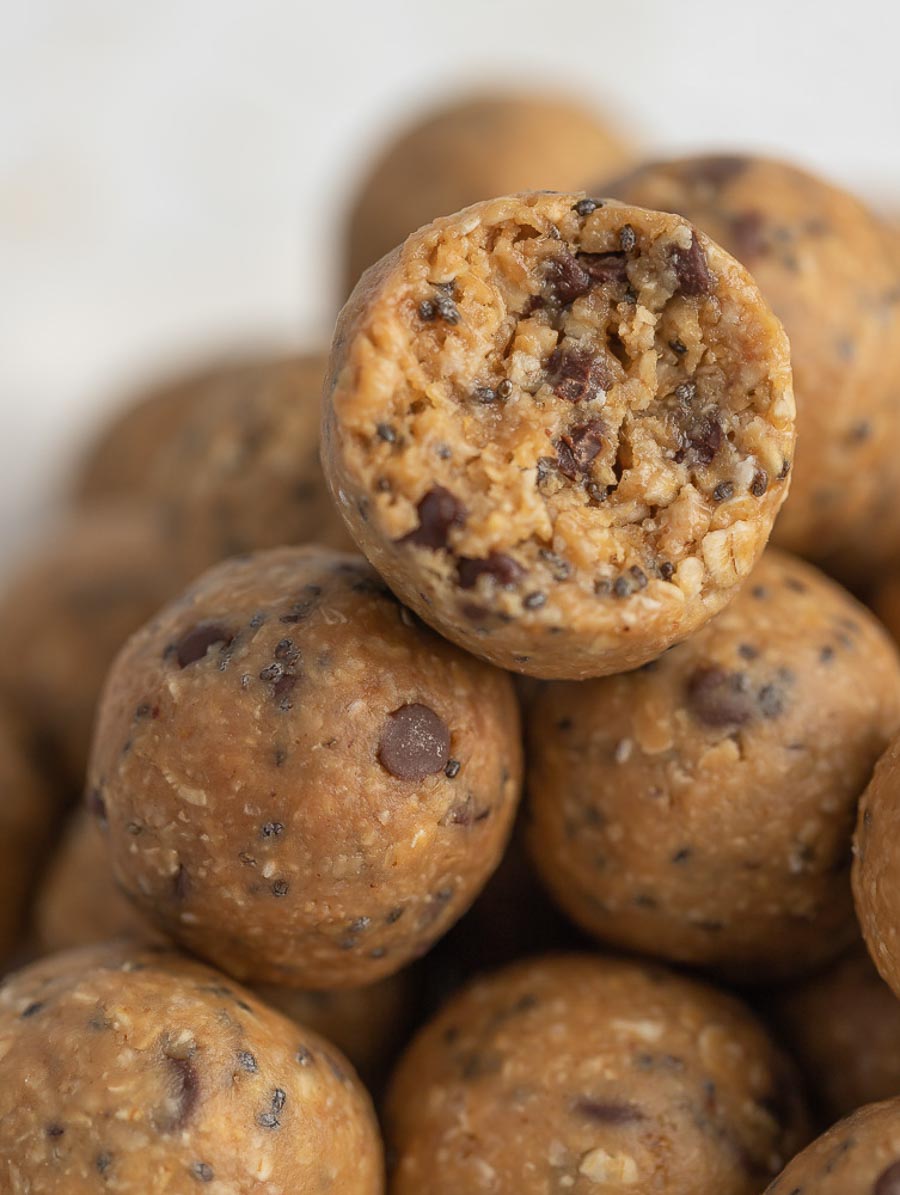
top-left (0, 506), bottom-right (180, 784)
top-left (603, 154), bottom-right (900, 582)
top-left (873, 573), bottom-right (900, 645)
top-left (0, 705), bottom-right (55, 965)
top-left (0, 942), bottom-right (383, 1193)
top-left (764, 1099), bottom-right (900, 1194)
top-left (88, 545), bottom-right (522, 987)
top-left (854, 734), bottom-right (900, 998)
top-left (72, 355), bottom-right (262, 504)
top-left (343, 91), bottom-right (632, 294)
top-left (35, 811), bottom-right (415, 1083)
top-left (771, 943), bottom-right (900, 1122)
top-left (151, 353), bottom-right (352, 581)
top-left (386, 953), bottom-right (809, 1195)
top-left (324, 192), bottom-right (795, 679)
top-left (527, 549), bottom-right (900, 981)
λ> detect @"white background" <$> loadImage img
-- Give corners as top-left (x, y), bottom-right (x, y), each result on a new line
top-left (2, 0), bottom-right (898, 561)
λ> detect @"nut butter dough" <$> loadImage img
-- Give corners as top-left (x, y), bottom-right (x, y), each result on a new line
top-left (771, 943), bottom-right (900, 1122)
top-left (35, 811), bottom-right (415, 1082)
top-left (604, 154), bottom-right (900, 581)
top-left (386, 953), bottom-right (809, 1195)
top-left (527, 550), bottom-right (900, 981)
top-left (324, 192), bottom-right (796, 679)
top-left (0, 704), bottom-right (55, 966)
top-left (343, 92), bottom-right (633, 293)
top-left (88, 546), bottom-right (522, 988)
top-left (0, 943), bottom-right (384, 1193)
top-left (152, 353), bottom-right (352, 581)
top-left (854, 734), bottom-right (900, 999)
top-left (765, 1099), bottom-right (900, 1195)
top-left (0, 505), bottom-right (180, 785)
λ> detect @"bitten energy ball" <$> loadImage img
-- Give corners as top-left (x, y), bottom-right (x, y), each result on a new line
top-left (765, 1099), bottom-right (900, 1195)
top-left (72, 354), bottom-right (261, 503)
top-left (605, 154), bottom-right (900, 581)
top-left (0, 705), bottom-right (54, 966)
top-left (527, 550), bottom-right (900, 981)
top-left (0, 943), bottom-right (383, 1193)
top-left (0, 506), bottom-right (180, 784)
top-left (89, 546), bottom-right (522, 988)
top-left (854, 734), bottom-right (900, 999)
top-left (324, 192), bottom-right (795, 679)
top-left (343, 91), bottom-right (632, 293)
top-left (152, 353), bottom-right (352, 581)
top-left (387, 953), bottom-right (809, 1194)
top-left (771, 943), bottom-right (900, 1121)
top-left (35, 811), bottom-right (415, 1082)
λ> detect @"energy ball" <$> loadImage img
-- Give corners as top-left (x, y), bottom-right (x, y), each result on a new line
top-left (72, 354), bottom-right (262, 504)
top-left (324, 192), bottom-right (796, 679)
top-left (771, 943), bottom-right (900, 1122)
top-left (152, 353), bottom-right (352, 581)
top-left (0, 943), bottom-right (384, 1193)
top-left (35, 812), bottom-right (415, 1083)
top-left (527, 550), bottom-right (900, 981)
top-left (873, 573), bottom-right (900, 645)
top-left (0, 506), bottom-right (180, 784)
top-left (88, 546), bottom-right (522, 988)
top-left (854, 734), bottom-right (900, 999)
top-left (386, 953), bottom-right (809, 1195)
top-left (0, 705), bottom-right (55, 966)
top-left (343, 91), bottom-right (633, 294)
top-left (604, 154), bottom-right (900, 581)
top-left (765, 1099), bottom-right (900, 1195)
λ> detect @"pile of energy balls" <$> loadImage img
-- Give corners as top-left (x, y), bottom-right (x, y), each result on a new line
top-left (3, 90), bottom-right (900, 1195)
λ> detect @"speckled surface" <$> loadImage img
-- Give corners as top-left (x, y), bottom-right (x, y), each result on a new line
top-left (765, 1099), bottom-right (900, 1194)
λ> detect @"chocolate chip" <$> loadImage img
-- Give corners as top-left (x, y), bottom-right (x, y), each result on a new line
top-left (544, 252), bottom-right (592, 305)
top-left (174, 622), bottom-right (234, 669)
top-left (21, 1001), bottom-right (44, 1019)
top-left (875, 1162), bottom-right (900, 1195)
top-left (237, 1051), bottom-right (258, 1073)
top-left (96, 1154), bottom-right (112, 1175)
top-left (271, 879), bottom-right (289, 897)
top-left (401, 486), bottom-right (466, 550)
top-left (672, 847), bottom-right (692, 863)
top-left (473, 386), bottom-right (498, 404)
top-left (670, 338), bottom-right (688, 356)
top-left (296, 1046), bottom-right (314, 1066)
top-left (261, 821), bottom-right (284, 839)
top-left (671, 233), bottom-right (713, 296)
top-left (750, 470), bottom-right (768, 497)
top-left (45, 1123), bottom-right (64, 1137)
top-left (547, 346), bottom-right (610, 404)
top-left (573, 197), bottom-right (603, 216)
top-left (619, 224), bottom-right (637, 252)
top-left (574, 1098), bottom-right (645, 1124)
top-left (778, 459), bottom-right (791, 480)
top-left (444, 758), bottom-right (461, 778)
top-left (686, 666), bottom-right (755, 728)
top-left (378, 703), bottom-right (451, 781)
top-left (659, 561), bottom-right (675, 580)
top-left (713, 481), bottom-right (734, 502)
top-left (758, 684), bottom-right (785, 719)
top-left (729, 210), bottom-right (768, 260)
top-left (556, 420), bottom-right (605, 480)
top-left (271, 1088), bottom-right (286, 1114)
top-left (457, 553), bottom-right (524, 590)
top-left (676, 414), bottom-right (722, 465)
top-left (579, 250), bottom-right (630, 287)
top-left (376, 422), bottom-right (396, 442)
top-left (523, 591), bottom-right (546, 610)
top-left (193, 1163), bottom-right (214, 1182)
top-left (166, 1056), bottom-right (200, 1131)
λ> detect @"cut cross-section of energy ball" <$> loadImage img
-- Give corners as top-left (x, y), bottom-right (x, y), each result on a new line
top-left (323, 192), bottom-right (796, 679)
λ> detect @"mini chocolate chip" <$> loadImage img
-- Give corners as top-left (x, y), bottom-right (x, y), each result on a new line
top-left (237, 1051), bottom-right (258, 1073)
top-left (457, 552), bottom-right (524, 590)
top-left (401, 486), bottom-right (466, 550)
top-left (875, 1162), bottom-right (900, 1195)
top-left (729, 209), bottom-right (768, 259)
top-left (758, 684), bottom-right (785, 719)
top-left (96, 1153), bottom-right (112, 1175)
top-left (261, 821), bottom-right (284, 839)
top-left (444, 758), bottom-right (461, 778)
top-left (523, 591), bottom-right (546, 610)
top-left (378, 703), bottom-right (451, 781)
top-left (257, 1112), bottom-right (280, 1130)
top-left (547, 345), bottom-right (611, 403)
top-left (349, 916), bottom-right (371, 934)
top-left (573, 197), bottom-right (602, 216)
top-left (376, 422), bottom-right (396, 442)
top-left (271, 1089), bottom-right (286, 1114)
top-left (619, 223), bottom-right (637, 252)
top-left (386, 907), bottom-right (405, 924)
top-left (659, 561), bottom-right (675, 580)
top-left (496, 379), bottom-right (513, 399)
top-left (674, 381), bottom-right (697, 402)
top-left (738, 643), bottom-right (758, 660)
top-left (46, 1123), bottom-right (65, 1137)
top-left (418, 299), bottom-right (435, 320)
top-left (473, 386), bottom-right (497, 404)
top-left (574, 1099), bottom-right (645, 1124)
top-left (672, 847), bottom-right (692, 863)
top-left (750, 470), bottom-right (768, 497)
top-left (778, 459), bottom-right (791, 480)
top-left (193, 1163), bottom-right (214, 1183)
top-left (676, 414), bottom-right (722, 465)
top-left (670, 338), bottom-right (688, 355)
top-left (272, 879), bottom-right (289, 897)
top-left (434, 295), bottom-right (460, 323)
top-left (556, 420), bottom-right (605, 479)
top-left (686, 666), bottom-right (755, 728)
top-left (544, 252), bottom-right (592, 305)
top-left (713, 481), bottom-right (734, 502)
top-left (579, 250), bottom-right (629, 286)
top-left (671, 232), bottom-right (713, 296)
top-left (296, 1046), bottom-right (314, 1066)
top-left (174, 622), bottom-right (234, 669)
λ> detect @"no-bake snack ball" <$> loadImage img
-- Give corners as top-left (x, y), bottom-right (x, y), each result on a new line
top-left (324, 192), bottom-right (796, 679)
top-left (854, 734), bottom-right (900, 999)
top-left (386, 953), bottom-right (809, 1195)
top-left (0, 943), bottom-right (384, 1193)
top-left (765, 1099), bottom-right (900, 1195)
top-left (0, 704), bottom-right (55, 966)
top-left (605, 154), bottom-right (900, 580)
top-left (88, 545), bottom-right (522, 988)
top-left (873, 573), bottom-right (900, 646)
top-left (343, 92), bottom-right (633, 293)
top-left (0, 506), bottom-right (180, 784)
top-left (152, 353), bottom-right (352, 581)
top-left (771, 944), bottom-right (900, 1121)
top-left (72, 355), bottom-right (261, 504)
top-left (527, 550), bottom-right (900, 981)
